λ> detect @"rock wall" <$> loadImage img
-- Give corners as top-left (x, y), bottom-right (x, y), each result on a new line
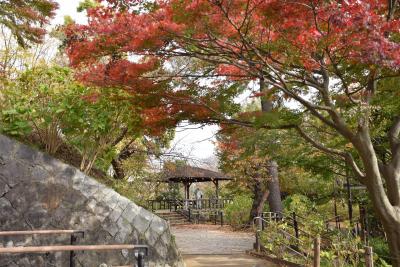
top-left (0, 134), bottom-right (184, 267)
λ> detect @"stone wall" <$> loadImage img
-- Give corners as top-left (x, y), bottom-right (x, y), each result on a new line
top-left (0, 134), bottom-right (184, 267)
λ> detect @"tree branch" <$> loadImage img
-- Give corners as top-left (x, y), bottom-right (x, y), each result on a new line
top-left (344, 153), bottom-right (366, 181)
top-left (294, 126), bottom-right (346, 157)
top-left (389, 116), bottom-right (400, 155)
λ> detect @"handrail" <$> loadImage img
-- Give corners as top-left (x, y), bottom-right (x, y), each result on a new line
top-left (255, 215), bottom-right (314, 238)
top-left (0, 244), bottom-right (149, 267)
top-left (324, 213), bottom-right (348, 222)
top-left (254, 211), bottom-right (369, 266)
top-left (0, 244), bottom-right (149, 254)
top-left (0, 230), bottom-right (84, 236)
top-left (0, 230), bottom-right (148, 267)
top-left (0, 229), bottom-right (85, 267)
top-left (260, 212), bottom-right (353, 244)
top-left (261, 211), bottom-right (353, 226)
top-left (254, 217), bottom-right (306, 245)
top-left (254, 216), bottom-right (310, 260)
top-left (284, 244), bottom-right (309, 259)
top-left (278, 228), bottom-right (306, 245)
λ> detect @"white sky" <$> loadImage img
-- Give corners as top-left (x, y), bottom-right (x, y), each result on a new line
top-left (54, 0), bottom-right (220, 162)
top-left (53, 1), bottom-right (87, 25)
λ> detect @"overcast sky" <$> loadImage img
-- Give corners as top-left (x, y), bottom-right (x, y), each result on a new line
top-left (54, 0), bottom-right (220, 163)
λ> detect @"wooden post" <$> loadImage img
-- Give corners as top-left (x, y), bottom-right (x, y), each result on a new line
top-left (346, 172), bottom-right (353, 224)
top-left (255, 218), bottom-right (262, 252)
top-left (360, 205), bottom-right (370, 245)
top-left (313, 236), bottom-right (320, 267)
top-left (333, 179), bottom-right (339, 230)
top-left (365, 246), bottom-right (373, 267)
top-left (215, 180), bottom-right (219, 199)
top-left (261, 213), bottom-right (265, 230)
top-left (184, 182), bottom-right (191, 209)
top-left (292, 212), bottom-right (299, 239)
top-left (220, 211), bottom-right (224, 226)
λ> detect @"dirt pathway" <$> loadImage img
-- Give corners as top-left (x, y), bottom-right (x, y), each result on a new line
top-left (171, 225), bottom-right (277, 267)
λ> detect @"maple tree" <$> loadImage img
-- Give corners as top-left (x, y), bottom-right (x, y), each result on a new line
top-left (0, 0), bottom-right (58, 47)
top-left (65, 0), bottom-right (400, 262)
top-left (217, 124), bottom-right (273, 222)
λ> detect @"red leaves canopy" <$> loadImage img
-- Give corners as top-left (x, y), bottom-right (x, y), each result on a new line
top-left (67, 0), bottom-right (400, 79)
top-left (65, 0), bottom-right (400, 132)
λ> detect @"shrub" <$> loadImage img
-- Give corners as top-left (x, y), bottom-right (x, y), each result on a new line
top-left (283, 193), bottom-right (313, 216)
top-left (370, 237), bottom-right (392, 265)
top-left (224, 194), bottom-right (253, 229)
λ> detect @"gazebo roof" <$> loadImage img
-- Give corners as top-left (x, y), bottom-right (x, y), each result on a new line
top-left (161, 165), bottom-right (232, 183)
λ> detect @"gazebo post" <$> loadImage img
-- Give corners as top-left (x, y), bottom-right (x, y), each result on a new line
top-left (168, 181), bottom-right (172, 197)
top-left (212, 179), bottom-right (220, 207)
top-left (211, 179), bottom-right (220, 208)
top-left (186, 183), bottom-right (191, 200)
top-left (183, 182), bottom-right (192, 209)
top-left (215, 180), bottom-right (219, 199)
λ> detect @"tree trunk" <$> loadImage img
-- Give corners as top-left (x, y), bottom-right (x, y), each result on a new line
top-left (111, 143), bottom-right (137, 180)
top-left (259, 76), bottom-right (284, 215)
top-left (267, 161), bottom-right (283, 214)
top-left (249, 178), bottom-right (270, 221)
top-left (111, 158), bottom-right (125, 179)
top-left (382, 221), bottom-right (400, 266)
top-left (353, 127), bottom-right (400, 266)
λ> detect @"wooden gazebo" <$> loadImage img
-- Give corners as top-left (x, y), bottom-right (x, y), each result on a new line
top-left (161, 165), bottom-right (232, 200)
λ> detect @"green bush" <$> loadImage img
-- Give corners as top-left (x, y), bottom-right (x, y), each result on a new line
top-left (224, 194), bottom-right (253, 229)
top-left (283, 193), bottom-right (313, 216)
top-left (370, 237), bottom-right (392, 266)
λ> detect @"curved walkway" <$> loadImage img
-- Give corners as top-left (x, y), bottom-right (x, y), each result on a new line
top-left (171, 225), bottom-right (276, 267)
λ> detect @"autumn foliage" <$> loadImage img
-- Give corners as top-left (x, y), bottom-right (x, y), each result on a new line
top-left (66, 0), bottom-right (400, 72)
top-left (0, 0), bottom-right (58, 47)
top-left (65, 0), bottom-right (400, 128)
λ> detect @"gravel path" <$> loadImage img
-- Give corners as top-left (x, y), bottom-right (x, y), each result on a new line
top-left (170, 225), bottom-right (255, 255)
top-left (182, 255), bottom-right (277, 267)
top-left (171, 225), bottom-right (277, 267)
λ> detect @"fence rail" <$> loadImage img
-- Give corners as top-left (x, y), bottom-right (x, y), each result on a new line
top-left (185, 209), bottom-right (225, 226)
top-left (0, 244), bottom-right (147, 253)
top-left (0, 230), bottom-right (148, 267)
top-left (254, 213), bottom-right (374, 267)
top-left (0, 230), bottom-right (84, 236)
top-left (147, 198), bottom-right (233, 211)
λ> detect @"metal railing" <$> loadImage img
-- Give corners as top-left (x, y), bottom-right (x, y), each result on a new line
top-left (0, 230), bottom-right (148, 267)
top-left (186, 209), bottom-right (225, 226)
top-left (254, 213), bottom-right (374, 267)
top-left (253, 216), bottom-right (312, 263)
top-left (147, 198), bottom-right (233, 211)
